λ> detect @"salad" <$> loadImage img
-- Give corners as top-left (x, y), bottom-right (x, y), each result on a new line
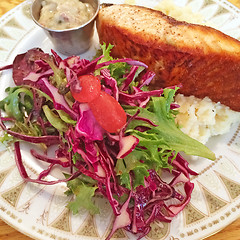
top-left (0, 43), bottom-right (215, 239)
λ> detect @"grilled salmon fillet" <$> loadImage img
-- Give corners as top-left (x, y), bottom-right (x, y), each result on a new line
top-left (96, 4), bottom-right (240, 111)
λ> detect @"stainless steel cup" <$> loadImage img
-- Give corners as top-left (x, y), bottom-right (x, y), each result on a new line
top-left (31, 0), bottom-right (100, 56)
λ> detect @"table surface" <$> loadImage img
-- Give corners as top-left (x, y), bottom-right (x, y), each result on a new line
top-left (0, 0), bottom-right (240, 239)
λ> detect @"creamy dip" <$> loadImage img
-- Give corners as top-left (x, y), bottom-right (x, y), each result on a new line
top-left (38, 0), bottom-right (95, 30)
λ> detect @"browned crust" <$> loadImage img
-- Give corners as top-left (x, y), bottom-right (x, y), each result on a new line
top-left (96, 4), bottom-right (240, 111)
top-left (97, 4), bottom-right (240, 56)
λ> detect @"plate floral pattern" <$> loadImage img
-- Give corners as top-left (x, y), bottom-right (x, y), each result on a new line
top-left (0, 0), bottom-right (240, 239)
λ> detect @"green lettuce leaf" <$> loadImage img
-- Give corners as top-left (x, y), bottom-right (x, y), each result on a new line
top-left (42, 105), bottom-right (68, 132)
top-left (57, 110), bottom-right (77, 125)
top-left (0, 86), bottom-right (33, 121)
top-left (44, 58), bottom-right (68, 94)
top-left (65, 176), bottom-right (99, 215)
top-left (126, 88), bottom-right (215, 160)
top-left (115, 88), bottom-right (215, 189)
top-left (115, 150), bottom-right (150, 189)
top-left (96, 43), bottom-right (143, 87)
top-left (97, 42), bottom-right (114, 63)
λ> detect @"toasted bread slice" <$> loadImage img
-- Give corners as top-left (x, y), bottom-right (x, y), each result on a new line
top-left (96, 4), bottom-right (240, 111)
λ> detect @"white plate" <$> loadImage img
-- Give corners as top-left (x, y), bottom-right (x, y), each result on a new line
top-left (0, 0), bottom-right (240, 239)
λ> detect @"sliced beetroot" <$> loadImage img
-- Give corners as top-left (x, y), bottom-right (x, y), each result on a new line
top-left (12, 48), bottom-right (53, 86)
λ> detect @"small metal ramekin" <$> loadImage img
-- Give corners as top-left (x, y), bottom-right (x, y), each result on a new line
top-left (31, 0), bottom-right (100, 56)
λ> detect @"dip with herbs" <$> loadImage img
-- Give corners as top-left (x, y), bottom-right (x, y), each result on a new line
top-left (38, 0), bottom-right (95, 30)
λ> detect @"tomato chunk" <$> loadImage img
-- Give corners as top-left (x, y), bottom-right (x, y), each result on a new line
top-left (89, 91), bottom-right (127, 133)
top-left (71, 75), bottom-right (101, 103)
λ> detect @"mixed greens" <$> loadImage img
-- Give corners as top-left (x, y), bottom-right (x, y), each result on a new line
top-left (0, 43), bottom-right (215, 239)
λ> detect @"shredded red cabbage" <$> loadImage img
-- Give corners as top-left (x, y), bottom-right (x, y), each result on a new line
top-left (0, 47), bottom-right (210, 240)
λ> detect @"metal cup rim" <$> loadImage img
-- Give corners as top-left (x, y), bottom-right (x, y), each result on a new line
top-left (30, 0), bottom-right (100, 33)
